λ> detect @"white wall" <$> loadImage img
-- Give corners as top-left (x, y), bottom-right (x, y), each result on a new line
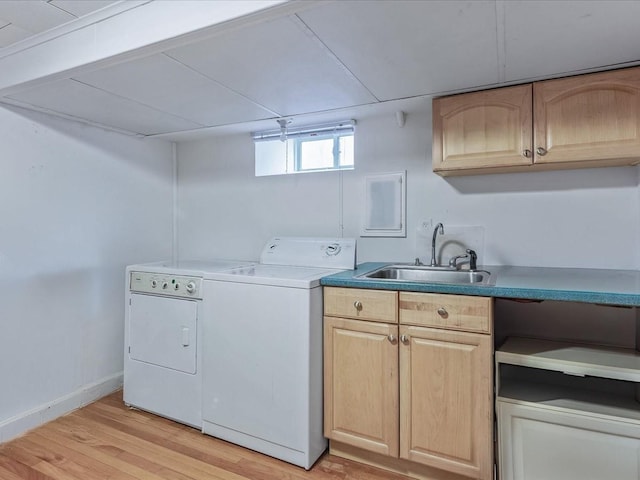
top-left (177, 105), bottom-right (640, 270)
top-left (0, 106), bottom-right (174, 441)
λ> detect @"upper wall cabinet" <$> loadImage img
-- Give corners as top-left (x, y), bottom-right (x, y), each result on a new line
top-left (432, 84), bottom-right (533, 173)
top-left (432, 67), bottom-right (640, 176)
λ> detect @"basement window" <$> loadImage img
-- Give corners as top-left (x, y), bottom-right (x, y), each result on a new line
top-left (253, 120), bottom-right (355, 176)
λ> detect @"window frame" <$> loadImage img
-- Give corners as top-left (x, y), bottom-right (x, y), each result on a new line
top-left (293, 131), bottom-right (354, 173)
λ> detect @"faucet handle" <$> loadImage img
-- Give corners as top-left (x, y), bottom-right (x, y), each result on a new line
top-left (466, 249), bottom-right (477, 270)
top-left (448, 253), bottom-right (469, 269)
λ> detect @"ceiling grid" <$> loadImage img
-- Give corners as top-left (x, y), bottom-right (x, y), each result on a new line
top-left (0, 0), bottom-right (639, 138)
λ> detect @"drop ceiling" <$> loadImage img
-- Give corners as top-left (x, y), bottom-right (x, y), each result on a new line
top-left (0, 0), bottom-right (116, 46)
top-left (1, 0), bottom-right (640, 140)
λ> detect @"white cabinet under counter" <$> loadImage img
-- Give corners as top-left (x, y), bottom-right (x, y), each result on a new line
top-left (496, 337), bottom-right (640, 480)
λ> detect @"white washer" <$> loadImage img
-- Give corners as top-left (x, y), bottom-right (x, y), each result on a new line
top-left (201, 237), bottom-right (356, 469)
top-left (124, 259), bottom-right (251, 428)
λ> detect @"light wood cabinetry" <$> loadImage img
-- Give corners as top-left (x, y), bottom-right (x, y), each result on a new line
top-left (399, 292), bottom-right (492, 333)
top-left (324, 286), bottom-right (398, 323)
top-left (432, 84), bottom-right (533, 173)
top-left (323, 287), bottom-right (494, 480)
top-left (400, 325), bottom-right (492, 479)
top-left (534, 68), bottom-right (640, 166)
top-left (433, 66), bottom-right (640, 175)
top-left (323, 316), bottom-right (399, 457)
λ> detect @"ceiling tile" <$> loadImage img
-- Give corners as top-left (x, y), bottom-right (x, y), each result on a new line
top-left (504, 1), bottom-right (640, 81)
top-left (8, 79), bottom-right (203, 135)
top-left (49, 1), bottom-right (116, 18)
top-left (73, 54), bottom-right (276, 126)
top-left (298, 0), bottom-right (500, 100)
top-left (0, 1), bottom-right (75, 33)
top-left (165, 15), bottom-right (377, 116)
top-left (0, 23), bottom-right (32, 47)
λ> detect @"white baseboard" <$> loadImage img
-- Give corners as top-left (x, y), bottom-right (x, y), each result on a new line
top-left (0, 372), bottom-right (123, 443)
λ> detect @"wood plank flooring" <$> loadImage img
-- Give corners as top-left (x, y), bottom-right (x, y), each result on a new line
top-left (0, 391), bottom-right (409, 480)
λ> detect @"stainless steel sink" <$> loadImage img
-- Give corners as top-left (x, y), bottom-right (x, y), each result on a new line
top-left (358, 265), bottom-right (494, 285)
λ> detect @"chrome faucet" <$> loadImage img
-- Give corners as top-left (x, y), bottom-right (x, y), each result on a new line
top-left (430, 223), bottom-right (444, 267)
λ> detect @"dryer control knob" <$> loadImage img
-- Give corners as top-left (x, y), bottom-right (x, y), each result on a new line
top-left (186, 281), bottom-right (196, 294)
top-left (151, 280), bottom-right (157, 288)
top-left (162, 282), bottom-right (168, 289)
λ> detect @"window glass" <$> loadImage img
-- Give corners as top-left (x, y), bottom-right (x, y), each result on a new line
top-left (298, 137), bottom-right (335, 170)
top-left (253, 121), bottom-right (355, 177)
top-left (339, 135), bottom-right (354, 167)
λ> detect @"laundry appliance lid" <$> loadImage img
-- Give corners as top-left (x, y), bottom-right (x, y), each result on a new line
top-left (127, 259), bottom-right (254, 276)
top-left (259, 236), bottom-right (356, 270)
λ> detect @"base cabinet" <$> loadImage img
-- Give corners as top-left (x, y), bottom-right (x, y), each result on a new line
top-left (323, 287), bottom-right (494, 480)
top-left (498, 401), bottom-right (640, 480)
top-left (400, 326), bottom-right (493, 479)
top-left (496, 337), bottom-right (640, 480)
top-left (323, 316), bottom-right (399, 457)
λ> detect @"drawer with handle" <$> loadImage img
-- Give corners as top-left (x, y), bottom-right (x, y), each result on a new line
top-left (324, 287), bottom-right (398, 323)
top-left (399, 292), bottom-right (492, 333)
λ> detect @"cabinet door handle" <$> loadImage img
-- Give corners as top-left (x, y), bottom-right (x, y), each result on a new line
top-left (388, 334), bottom-right (396, 343)
top-left (400, 334), bottom-right (409, 344)
top-left (353, 300), bottom-right (363, 311)
top-left (523, 149), bottom-right (532, 158)
top-left (536, 147), bottom-right (548, 156)
top-left (437, 307), bottom-right (448, 317)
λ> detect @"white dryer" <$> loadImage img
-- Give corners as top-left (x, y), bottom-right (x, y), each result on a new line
top-left (124, 259), bottom-right (251, 428)
top-left (201, 237), bottom-right (356, 469)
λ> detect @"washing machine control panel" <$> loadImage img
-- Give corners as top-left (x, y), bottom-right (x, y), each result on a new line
top-left (130, 271), bottom-right (202, 299)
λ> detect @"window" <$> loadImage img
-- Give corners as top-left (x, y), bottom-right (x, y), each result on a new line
top-left (254, 120), bottom-right (355, 176)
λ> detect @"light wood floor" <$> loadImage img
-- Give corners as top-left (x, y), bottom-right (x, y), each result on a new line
top-left (0, 391), bottom-right (408, 480)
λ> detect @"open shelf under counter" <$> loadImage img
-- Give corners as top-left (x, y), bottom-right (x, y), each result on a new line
top-left (496, 337), bottom-right (640, 480)
top-left (496, 336), bottom-right (640, 382)
top-left (498, 377), bottom-right (640, 423)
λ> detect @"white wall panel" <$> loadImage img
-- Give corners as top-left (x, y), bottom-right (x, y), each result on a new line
top-left (0, 105), bottom-right (173, 439)
top-left (177, 104), bottom-right (639, 270)
top-left (177, 135), bottom-right (343, 261)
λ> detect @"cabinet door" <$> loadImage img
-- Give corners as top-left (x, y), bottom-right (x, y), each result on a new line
top-left (534, 67), bottom-right (640, 165)
top-left (433, 84), bottom-right (533, 173)
top-left (498, 400), bottom-right (640, 480)
top-left (400, 325), bottom-right (493, 479)
top-left (324, 316), bottom-right (399, 457)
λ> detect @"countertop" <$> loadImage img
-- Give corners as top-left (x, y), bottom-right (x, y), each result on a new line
top-left (320, 263), bottom-right (640, 307)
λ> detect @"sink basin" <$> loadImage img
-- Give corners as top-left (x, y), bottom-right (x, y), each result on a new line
top-left (359, 265), bottom-right (494, 286)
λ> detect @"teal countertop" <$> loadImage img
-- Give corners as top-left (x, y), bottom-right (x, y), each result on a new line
top-left (320, 263), bottom-right (640, 307)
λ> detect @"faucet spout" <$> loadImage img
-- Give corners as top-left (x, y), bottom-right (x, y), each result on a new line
top-left (430, 223), bottom-right (444, 267)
